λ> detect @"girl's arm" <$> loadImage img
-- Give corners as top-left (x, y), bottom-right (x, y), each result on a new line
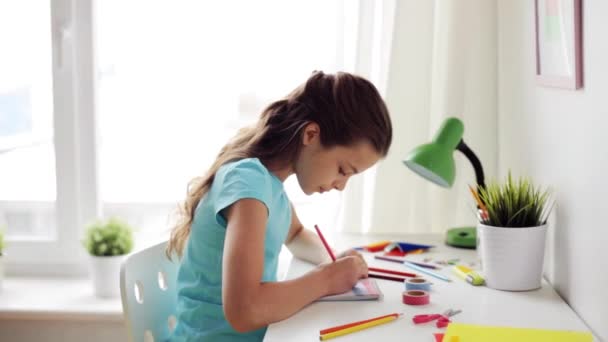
top-left (284, 203), bottom-right (364, 264)
top-left (222, 198), bottom-right (367, 333)
top-left (284, 204), bottom-right (333, 264)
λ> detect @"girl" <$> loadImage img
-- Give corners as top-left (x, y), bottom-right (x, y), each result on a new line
top-left (167, 71), bottom-right (393, 341)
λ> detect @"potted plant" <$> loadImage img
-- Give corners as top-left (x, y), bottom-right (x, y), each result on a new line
top-left (83, 217), bottom-right (134, 298)
top-left (477, 173), bottom-right (554, 291)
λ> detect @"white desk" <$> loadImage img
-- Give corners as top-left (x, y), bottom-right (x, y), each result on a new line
top-left (265, 233), bottom-right (593, 341)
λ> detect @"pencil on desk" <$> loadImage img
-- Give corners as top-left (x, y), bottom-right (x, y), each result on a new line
top-left (368, 266), bottom-right (416, 278)
top-left (405, 260), bottom-right (440, 270)
top-left (319, 314), bottom-right (401, 340)
top-left (368, 273), bottom-right (405, 282)
top-left (319, 313), bottom-right (399, 335)
top-left (374, 255), bottom-right (404, 264)
top-left (374, 255), bottom-right (440, 269)
top-left (404, 261), bottom-right (452, 282)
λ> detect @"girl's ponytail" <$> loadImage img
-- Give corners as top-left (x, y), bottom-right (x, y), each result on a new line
top-left (166, 127), bottom-right (256, 259)
top-left (166, 102), bottom-right (283, 258)
top-left (167, 72), bottom-right (392, 259)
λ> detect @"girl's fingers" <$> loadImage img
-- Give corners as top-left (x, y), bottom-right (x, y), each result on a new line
top-left (337, 249), bottom-right (362, 259)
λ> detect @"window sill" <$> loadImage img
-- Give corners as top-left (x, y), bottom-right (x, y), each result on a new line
top-left (0, 276), bottom-right (123, 322)
top-left (0, 248), bottom-right (290, 322)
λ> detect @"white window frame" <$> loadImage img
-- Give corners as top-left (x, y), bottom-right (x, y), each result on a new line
top-left (6, 0), bottom-right (99, 276)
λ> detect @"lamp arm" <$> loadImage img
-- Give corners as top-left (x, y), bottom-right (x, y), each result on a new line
top-left (456, 140), bottom-right (486, 190)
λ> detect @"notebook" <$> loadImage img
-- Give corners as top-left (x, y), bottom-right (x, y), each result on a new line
top-left (316, 278), bottom-right (382, 301)
top-left (443, 323), bottom-right (593, 342)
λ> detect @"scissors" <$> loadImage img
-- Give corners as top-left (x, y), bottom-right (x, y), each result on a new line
top-left (412, 309), bottom-right (462, 328)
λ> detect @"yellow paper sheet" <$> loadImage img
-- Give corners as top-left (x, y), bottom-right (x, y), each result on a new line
top-left (444, 323), bottom-right (593, 342)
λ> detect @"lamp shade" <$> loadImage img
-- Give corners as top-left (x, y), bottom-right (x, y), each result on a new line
top-left (403, 117), bottom-right (464, 188)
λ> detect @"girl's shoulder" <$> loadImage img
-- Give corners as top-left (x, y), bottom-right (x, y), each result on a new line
top-left (216, 157), bottom-right (280, 186)
top-left (212, 158), bottom-right (284, 203)
top-left (219, 157), bottom-right (266, 176)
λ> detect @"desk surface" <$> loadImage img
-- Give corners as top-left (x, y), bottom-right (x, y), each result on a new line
top-left (265, 233), bottom-right (592, 341)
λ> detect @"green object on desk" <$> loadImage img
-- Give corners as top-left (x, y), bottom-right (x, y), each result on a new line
top-left (403, 117), bottom-right (486, 251)
top-left (446, 227), bottom-right (477, 249)
top-left (467, 272), bottom-right (485, 286)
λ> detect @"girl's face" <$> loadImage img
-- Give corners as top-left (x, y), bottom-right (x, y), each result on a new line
top-left (294, 123), bottom-right (382, 195)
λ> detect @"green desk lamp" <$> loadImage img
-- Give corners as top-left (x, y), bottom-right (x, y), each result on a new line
top-left (403, 117), bottom-right (485, 249)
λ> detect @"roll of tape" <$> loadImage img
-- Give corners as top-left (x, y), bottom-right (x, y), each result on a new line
top-left (402, 290), bottom-right (430, 305)
top-left (404, 277), bottom-right (432, 291)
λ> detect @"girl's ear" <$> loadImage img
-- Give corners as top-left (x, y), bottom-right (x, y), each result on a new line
top-left (302, 122), bottom-right (320, 146)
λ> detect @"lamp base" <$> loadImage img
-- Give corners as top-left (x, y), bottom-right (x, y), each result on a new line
top-left (445, 226), bottom-right (477, 249)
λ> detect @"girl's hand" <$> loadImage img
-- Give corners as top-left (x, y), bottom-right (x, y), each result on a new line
top-left (319, 255), bottom-right (368, 295)
top-left (335, 248), bottom-right (365, 262)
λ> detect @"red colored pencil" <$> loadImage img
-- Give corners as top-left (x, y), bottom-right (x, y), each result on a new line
top-left (368, 273), bottom-right (406, 282)
top-left (314, 224), bottom-right (336, 262)
top-left (369, 267), bottom-right (416, 278)
top-left (319, 313), bottom-right (400, 335)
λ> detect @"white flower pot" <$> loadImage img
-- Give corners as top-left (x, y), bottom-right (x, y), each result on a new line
top-left (477, 223), bottom-right (547, 291)
top-left (89, 254), bottom-right (126, 298)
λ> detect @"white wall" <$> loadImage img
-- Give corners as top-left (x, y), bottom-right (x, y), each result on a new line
top-left (373, 0), bottom-right (498, 234)
top-left (498, 1), bottom-right (608, 340)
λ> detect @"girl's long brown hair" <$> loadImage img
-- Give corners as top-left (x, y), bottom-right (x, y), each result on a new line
top-left (166, 71), bottom-right (392, 258)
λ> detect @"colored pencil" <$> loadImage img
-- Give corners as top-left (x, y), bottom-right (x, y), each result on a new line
top-left (374, 255), bottom-right (404, 264)
top-left (404, 261), bottom-right (452, 282)
top-left (368, 273), bottom-right (405, 282)
top-left (368, 266), bottom-right (416, 277)
top-left (319, 313), bottom-right (399, 335)
top-left (314, 224), bottom-right (336, 262)
top-left (468, 185), bottom-right (489, 220)
top-left (374, 255), bottom-right (440, 269)
top-left (406, 260), bottom-right (440, 270)
top-left (319, 314), bottom-right (400, 340)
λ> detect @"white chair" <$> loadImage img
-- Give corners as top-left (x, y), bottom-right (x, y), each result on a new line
top-left (120, 241), bottom-right (179, 342)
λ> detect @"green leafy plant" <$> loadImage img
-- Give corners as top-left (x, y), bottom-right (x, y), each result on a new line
top-left (82, 218), bottom-right (134, 256)
top-left (479, 172), bottom-right (554, 228)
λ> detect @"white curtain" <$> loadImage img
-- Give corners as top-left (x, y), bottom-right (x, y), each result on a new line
top-left (340, 0), bottom-right (498, 234)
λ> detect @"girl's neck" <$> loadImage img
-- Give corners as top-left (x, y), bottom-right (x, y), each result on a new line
top-left (262, 158), bottom-right (293, 182)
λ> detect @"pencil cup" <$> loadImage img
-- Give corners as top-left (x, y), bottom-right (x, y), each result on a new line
top-left (477, 223), bottom-right (547, 291)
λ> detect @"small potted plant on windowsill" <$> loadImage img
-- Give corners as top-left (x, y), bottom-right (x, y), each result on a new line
top-left (477, 173), bottom-right (554, 291)
top-left (82, 218), bottom-right (134, 298)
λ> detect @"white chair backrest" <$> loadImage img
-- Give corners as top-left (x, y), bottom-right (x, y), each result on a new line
top-left (120, 241), bottom-right (179, 342)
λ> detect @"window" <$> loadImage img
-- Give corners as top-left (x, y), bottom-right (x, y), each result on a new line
top-left (0, 1), bottom-right (98, 275)
top-left (96, 0), bottom-right (352, 243)
top-left (0, 1), bottom-right (55, 240)
top-left (1, 0), bottom-right (376, 274)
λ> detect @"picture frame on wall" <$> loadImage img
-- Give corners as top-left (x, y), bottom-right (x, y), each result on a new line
top-left (534, 0), bottom-right (583, 89)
